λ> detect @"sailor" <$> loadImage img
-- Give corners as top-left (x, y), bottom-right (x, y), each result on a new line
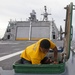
top-left (20, 38), bottom-right (58, 64)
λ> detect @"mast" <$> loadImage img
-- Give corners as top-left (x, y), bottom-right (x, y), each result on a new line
top-left (41, 6), bottom-right (51, 21)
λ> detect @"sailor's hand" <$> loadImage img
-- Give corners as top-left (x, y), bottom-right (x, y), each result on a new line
top-left (49, 59), bottom-right (53, 63)
top-left (53, 61), bottom-right (58, 64)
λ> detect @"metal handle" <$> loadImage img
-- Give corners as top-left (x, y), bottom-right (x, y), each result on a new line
top-left (71, 25), bottom-right (73, 41)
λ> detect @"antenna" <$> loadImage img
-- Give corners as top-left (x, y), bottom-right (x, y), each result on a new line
top-left (41, 6), bottom-right (51, 21)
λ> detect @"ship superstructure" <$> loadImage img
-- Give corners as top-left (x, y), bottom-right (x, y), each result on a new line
top-left (3, 6), bottom-right (59, 41)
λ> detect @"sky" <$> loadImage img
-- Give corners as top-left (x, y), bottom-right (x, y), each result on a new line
top-left (0, 0), bottom-right (75, 40)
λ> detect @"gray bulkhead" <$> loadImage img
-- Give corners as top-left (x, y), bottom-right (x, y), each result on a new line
top-left (3, 20), bottom-right (59, 41)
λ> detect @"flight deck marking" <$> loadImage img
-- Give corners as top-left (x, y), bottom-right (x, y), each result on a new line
top-left (0, 51), bottom-right (23, 61)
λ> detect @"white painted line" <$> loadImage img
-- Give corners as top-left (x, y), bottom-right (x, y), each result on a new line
top-left (0, 51), bottom-right (23, 61)
top-left (0, 42), bottom-right (19, 44)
